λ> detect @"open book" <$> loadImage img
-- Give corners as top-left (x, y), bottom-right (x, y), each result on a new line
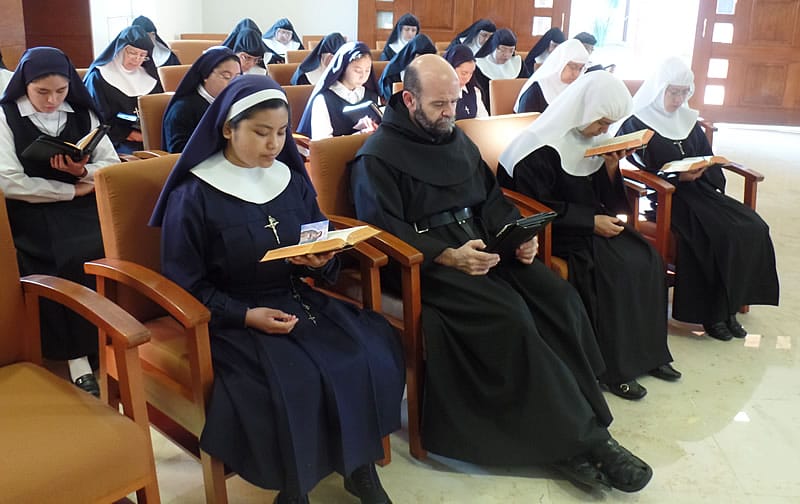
top-left (662, 155), bottom-right (729, 173)
top-left (21, 124), bottom-right (110, 163)
top-left (584, 129), bottom-right (654, 157)
top-left (342, 101), bottom-right (383, 124)
top-left (260, 225), bottom-right (381, 262)
top-left (486, 211), bottom-right (558, 258)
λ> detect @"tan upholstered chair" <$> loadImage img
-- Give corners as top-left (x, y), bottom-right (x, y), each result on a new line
top-left (488, 78), bottom-right (527, 115)
top-left (370, 49), bottom-right (383, 60)
top-left (284, 84), bottom-right (314, 131)
top-left (375, 41), bottom-right (385, 50)
top-left (286, 49), bottom-right (312, 64)
top-left (309, 135), bottom-right (427, 460)
top-left (391, 81), bottom-right (403, 94)
top-left (76, 67), bottom-right (88, 79)
top-left (267, 63), bottom-right (299, 86)
top-left (180, 33), bottom-right (227, 41)
top-left (302, 35), bottom-right (324, 49)
top-left (372, 60), bottom-right (389, 82)
top-left (0, 191), bottom-right (159, 503)
top-left (435, 41), bottom-right (450, 51)
top-left (137, 92), bottom-right (173, 152)
top-left (167, 40), bottom-right (221, 65)
top-left (157, 64), bottom-right (191, 93)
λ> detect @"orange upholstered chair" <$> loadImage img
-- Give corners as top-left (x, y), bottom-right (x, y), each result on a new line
top-left (286, 49), bottom-right (312, 64)
top-left (137, 92), bottom-right (173, 152)
top-left (157, 64), bottom-right (191, 92)
top-left (488, 78), bottom-right (527, 115)
top-left (0, 191), bottom-right (160, 503)
top-left (167, 40), bottom-right (221, 65)
top-left (267, 63), bottom-right (299, 86)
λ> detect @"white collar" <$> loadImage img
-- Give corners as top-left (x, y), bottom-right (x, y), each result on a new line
top-left (389, 39), bottom-right (407, 54)
top-left (97, 51), bottom-right (157, 97)
top-left (16, 96), bottom-right (73, 136)
top-left (631, 57), bottom-right (698, 140)
top-left (329, 80), bottom-right (365, 104)
top-left (197, 84), bottom-right (215, 104)
top-left (17, 95), bottom-right (74, 117)
top-left (152, 40), bottom-right (172, 66)
top-left (264, 38), bottom-right (299, 57)
top-left (190, 151), bottom-right (291, 204)
top-left (476, 54), bottom-right (522, 80)
top-left (305, 66), bottom-right (325, 85)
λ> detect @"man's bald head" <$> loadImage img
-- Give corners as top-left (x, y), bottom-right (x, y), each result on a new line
top-left (403, 54), bottom-right (460, 97)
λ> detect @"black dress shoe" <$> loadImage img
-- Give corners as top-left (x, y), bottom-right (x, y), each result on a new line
top-left (551, 454), bottom-right (611, 490)
top-left (703, 321), bottom-right (733, 341)
top-left (605, 380), bottom-right (647, 400)
top-left (74, 373), bottom-right (100, 397)
top-left (649, 363), bottom-right (682, 382)
top-left (589, 438), bottom-right (653, 493)
top-left (344, 464), bottom-right (392, 504)
top-left (273, 493), bottom-right (309, 504)
top-left (726, 315), bottom-right (747, 339)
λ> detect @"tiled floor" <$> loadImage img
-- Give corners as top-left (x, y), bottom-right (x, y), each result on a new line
top-left (147, 125), bottom-right (800, 503)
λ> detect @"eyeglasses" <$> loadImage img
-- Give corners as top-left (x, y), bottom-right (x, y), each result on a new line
top-left (212, 70), bottom-right (239, 81)
top-left (665, 87), bottom-right (691, 98)
top-left (238, 53), bottom-right (263, 64)
top-left (124, 48), bottom-right (150, 61)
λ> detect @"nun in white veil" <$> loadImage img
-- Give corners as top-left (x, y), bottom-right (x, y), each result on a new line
top-left (617, 57), bottom-right (778, 341)
top-left (514, 38), bottom-right (589, 113)
top-left (499, 70), bottom-right (679, 401)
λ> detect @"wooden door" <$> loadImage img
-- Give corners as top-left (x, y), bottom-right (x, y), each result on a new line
top-left (692, 0), bottom-right (800, 125)
top-left (357, 0), bottom-right (572, 53)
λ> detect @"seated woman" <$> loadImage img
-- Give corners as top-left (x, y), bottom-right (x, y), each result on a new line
top-left (262, 18), bottom-right (304, 64)
top-left (222, 18), bottom-right (268, 76)
top-left (132, 15), bottom-right (181, 67)
top-left (377, 33), bottom-right (436, 100)
top-left (498, 71), bottom-right (680, 400)
top-left (617, 57), bottom-right (779, 341)
top-left (379, 13), bottom-right (420, 61)
top-left (162, 47), bottom-right (241, 153)
top-left (0, 50), bottom-right (13, 93)
top-left (297, 42), bottom-right (380, 139)
top-left (443, 44), bottom-right (488, 119)
top-left (84, 25), bottom-right (164, 154)
top-left (149, 75), bottom-right (404, 504)
top-left (514, 38), bottom-right (589, 113)
top-left (446, 18), bottom-right (496, 54)
top-left (474, 28), bottom-right (524, 110)
top-left (0, 47), bottom-right (119, 397)
top-left (522, 27), bottom-right (565, 76)
top-left (290, 32), bottom-right (345, 85)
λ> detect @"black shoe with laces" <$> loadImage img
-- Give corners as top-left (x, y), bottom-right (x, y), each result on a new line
top-left (74, 373), bottom-right (100, 397)
top-left (344, 464), bottom-right (392, 504)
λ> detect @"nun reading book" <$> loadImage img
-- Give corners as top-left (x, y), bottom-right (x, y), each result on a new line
top-left (222, 18), bottom-right (269, 76)
top-left (83, 25), bottom-right (164, 154)
top-left (131, 15), bottom-right (181, 67)
top-left (149, 75), bottom-right (404, 504)
top-left (617, 57), bottom-right (779, 341)
top-left (296, 42), bottom-right (381, 139)
top-left (473, 28), bottom-right (524, 109)
top-left (522, 27), bottom-right (566, 76)
top-left (377, 33), bottom-right (437, 100)
top-left (514, 38), bottom-right (589, 113)
top-left (498, 71), bottom-right (680, 400)
top-left (290, 32), bottom-right (346, 86)
top-left (262, 18), bottom-right (304, 64)
top-left (0, 47), bottom-right (119, 397)
top-left (379, 13), bottom-right (420, 61)
top-left (446, 18), bottom-right (496, 54)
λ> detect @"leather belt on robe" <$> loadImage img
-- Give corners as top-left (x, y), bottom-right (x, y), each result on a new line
top-left (413, 207), bottom-right (478, 239)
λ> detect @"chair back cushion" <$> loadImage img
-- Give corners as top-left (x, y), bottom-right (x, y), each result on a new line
top-left (488, 78), bottom-right (528, 116)
top-left (167, 40), bottom-right (220, 65)
top-left (284, 84), bottom-right (314, 132)
top-left (157, 65), bottom-right (191, 93)
top-left (0, 193), bottom-right (26, 365)
top-left (138, 92), bottom-right (174, 151)
top-left (309, 134), bottom-right (369, 217)
top-left (267, 63), bottom-right (300, 86)
top-left (179, 33), bottom-right (226, 41)
top-left (456, 112), bottom-right (540, 174)
top-left (286, 49), bottom-right (312, 64)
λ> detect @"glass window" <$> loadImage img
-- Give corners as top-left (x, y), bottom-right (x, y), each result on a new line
top-left (712, 22), bottom-right (734, 44)
top-left (532, 16), bottom-right (552, 36)
top-left (716, 0), bottom-right (736, 15)
top-left (377, 11), bottom-right (394, 30)
top-left (704, 84), bottom-right (726, 105)
top-left (707, 58), bottom-right (729, 78)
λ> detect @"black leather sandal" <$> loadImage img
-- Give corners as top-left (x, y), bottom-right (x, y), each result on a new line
top-left (589, 438), bottom-right (653, 493)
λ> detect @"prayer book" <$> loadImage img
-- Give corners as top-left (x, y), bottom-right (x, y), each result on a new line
top-left (260, 225), bottom-right (381, 262)
top-left (486, 211), bottom-right (558, 258)
top-left (21, 124), bottom-right (111, 163)
top-left (584, 129), bottom-right (654, 157)
top-left (661, 155), bottom-right (729, 173)
top-left (342, 101), bottom-right (383, 124)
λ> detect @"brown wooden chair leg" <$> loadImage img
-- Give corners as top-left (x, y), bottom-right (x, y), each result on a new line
top-left (201, 450), bottom-right (228, 504)
top-left (376, 435), bottom-right (392, 466)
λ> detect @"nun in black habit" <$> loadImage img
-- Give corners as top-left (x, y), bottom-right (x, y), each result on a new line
top-left (473, 28), bottom-right (524, 108)
top-left (377, 33), bottom-right (436, 100)
top-left (290, 32), bottom-right (346, 85)
top-left (514, 38), bottom-right (589, 113)
top-left (442, 44), bottom-right (488, 119)
top-left (162, 46), bottom-right (241, 152)
top-left (150, 75), bottom-right (404, 503)
top-left (446, 18), bottom-right (496, 54)
top-left (222, 19), bottom-right (269, 76)
top-left (131, 15), bottom-right (181, 67)
top-left (498, 71), bottom-right (679, 400)
top-left (523, 27), bottom-right (566, 76)
top-left (350, 54), bottom-right (653, 493)
top-left (84, 25), bottom-right (164, 154)
top-left (0, 47), bottom-right (119, 396)
top-left (262, 18), bottom-right (304, 64)
top-left (617, 57), bottom-right (779, 341)
top-left (379, 13), bottom-right (420, 61)
top-left (296, 41), bottom-right (380, 139)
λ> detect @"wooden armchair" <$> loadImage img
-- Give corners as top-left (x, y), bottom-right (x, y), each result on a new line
top-left (0, 192), bottom-right (159, 503)
top-left (308, 135), bottom-right (427, 460)
top-left (138, 92), bottom-right (174, 152)
top-left (488, 78), bottom-right (527, 115)
top-left (157, 64), bottom-right (191, 93)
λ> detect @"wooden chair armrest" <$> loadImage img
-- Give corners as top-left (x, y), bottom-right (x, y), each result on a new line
top-left (624, 178), bottom-right (648, 197)
top-left (131, 150), bottom-right (170, 159)
top-left (723, 162), bottom-right (765, 182)
top-left (84, 258), bottom-right (210, 328)
top-left (620, 167), bottom-right (676, 195)
top-left (620, 168), bottom-right (674, 259)
top-left (21, 274), bottom-right (150, 349)
top-left (331, 215), bottom-right (424, 268)
top-left (501, 188), bottom-right (554, 269)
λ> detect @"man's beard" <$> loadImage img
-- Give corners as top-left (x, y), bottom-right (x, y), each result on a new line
top-left (413, 107), bottom-right (455, 141)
